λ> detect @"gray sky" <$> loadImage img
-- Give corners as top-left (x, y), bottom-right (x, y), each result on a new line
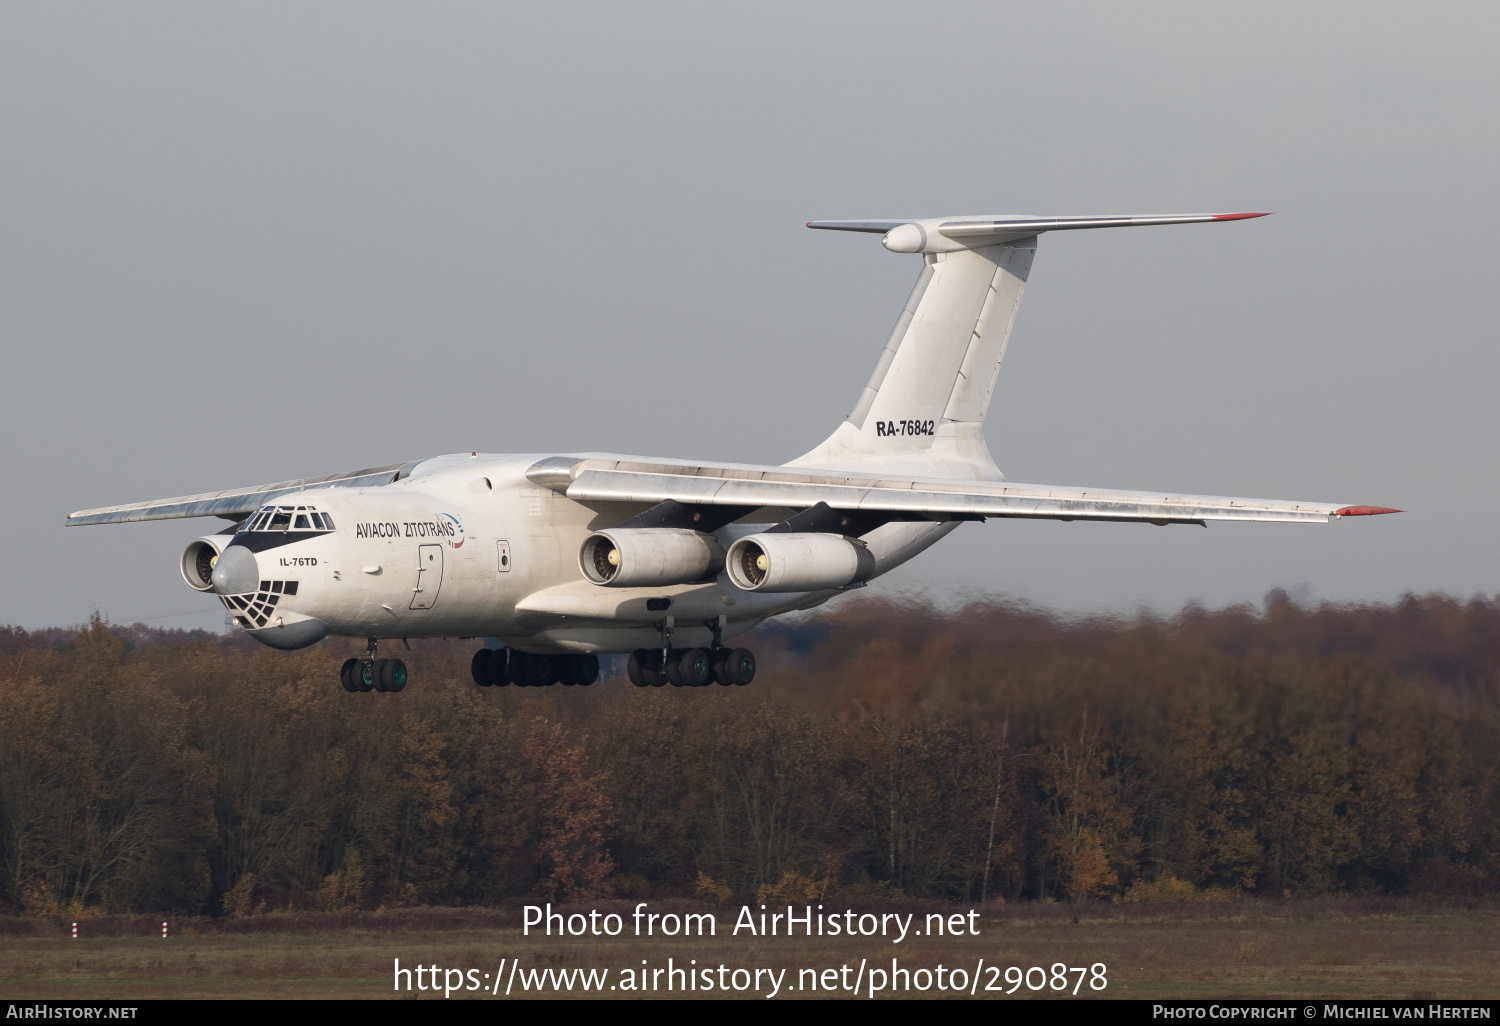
top-left (3, 2), bottom-right (1496, 631)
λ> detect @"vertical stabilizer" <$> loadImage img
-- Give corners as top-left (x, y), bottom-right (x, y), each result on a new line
top-left (789, 212), bottom-right (1268, 480)
top-left (789, 233), bottom-right (1035, 481)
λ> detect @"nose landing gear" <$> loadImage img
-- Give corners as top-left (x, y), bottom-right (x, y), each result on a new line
top-left (339, 658), bottom-right (368, 692)
top-left (339, 638), bottom-right (407, 694)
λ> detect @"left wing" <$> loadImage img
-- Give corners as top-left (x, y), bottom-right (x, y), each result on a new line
top-left (65, 461), bottom-right (422, 526)
top-left (526, 456), bottom-right (1398, 526)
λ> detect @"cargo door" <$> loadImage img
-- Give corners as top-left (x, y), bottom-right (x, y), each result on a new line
top-left (410, 544), bottom-right (444, 610)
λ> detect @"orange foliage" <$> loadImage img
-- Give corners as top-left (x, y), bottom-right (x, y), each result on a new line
top-left (0, 591), bottom-right (1497, 914)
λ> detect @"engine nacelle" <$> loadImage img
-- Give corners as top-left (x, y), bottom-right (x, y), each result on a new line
top-left (725, 532), bottom-right (876, 593)
top-left (579, 528), bottom-right (724, 587)
top-left (180, 535), bottom-right (230, 592)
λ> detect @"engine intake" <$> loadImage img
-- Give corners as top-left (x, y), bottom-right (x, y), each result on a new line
top-left (725, 533), bottom-right (876, 593)
top-left (580, 528), bottom-right (724, 588)
top-left (180, 536), bottom-right (229, 592)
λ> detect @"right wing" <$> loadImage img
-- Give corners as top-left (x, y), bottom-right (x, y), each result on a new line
top-left (527, 456), bottom-right (1397, 526)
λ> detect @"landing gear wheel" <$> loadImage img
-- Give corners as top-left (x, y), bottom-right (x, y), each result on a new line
top-left (676, 648), bottom-right (711, 687)
top-left (372, 658), bottom-right (390, 692)
top-left (566, 654), bottom-right (599, 686)
top-left (357, 661), bottom-right (376, 692)
top-left (723, 648), bottom-right (756, 686)
top-left (340, 658), bottom-right (361, 692)
top-left (485, 649), bottom-right (512, 687)
top-left (664, 648), bottom-right (687, 687)
top-left (640, 649), bottom-right (668, 687)
top-left (518, 653), bottom-right (555, 688)
top-left (471, 649), bottom-right (493, 687)
top-left (711, 649), bottom-right (734, 686)
top-left (630, 654), bottom-right (666, 684)
top-left (380, 657), bottom-right (407, 693)
top-left (628, 649), bottom-right (651, 687)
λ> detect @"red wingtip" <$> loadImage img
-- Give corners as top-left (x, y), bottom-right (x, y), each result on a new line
top-left (1214, 212), bottom-right (1273, 221)
top-left (1334, 506), bottom-right (1402, 517)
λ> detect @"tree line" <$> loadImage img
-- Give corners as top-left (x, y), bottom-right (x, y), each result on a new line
top-left (1, 589), bottom-right (1497, 917)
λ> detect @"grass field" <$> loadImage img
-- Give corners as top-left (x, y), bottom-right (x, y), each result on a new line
top-left (1, 901), bottom-right (1495, 1000)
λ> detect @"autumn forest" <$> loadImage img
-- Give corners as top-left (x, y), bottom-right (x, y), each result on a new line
top-left (2, 590), bottom-right (1498, 918)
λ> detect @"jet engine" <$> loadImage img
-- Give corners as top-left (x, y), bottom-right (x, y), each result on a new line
top-left (180, 535), bottom-right (231, 592)
top-left (580, 528), bottom-right (724, 587)
top-left (725, 533), bottom-right (876, 593)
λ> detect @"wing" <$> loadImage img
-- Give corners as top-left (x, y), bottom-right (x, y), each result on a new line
top-left (526, 456), bottom-right (1398, 526)
top-left (64, 461), bottom-right (422, 526)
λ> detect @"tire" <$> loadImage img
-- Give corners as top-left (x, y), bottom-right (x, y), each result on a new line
top-left (571, 654), bottom-right (600, 686)
top-left (372, 658), bottom-right (390, 692)
top-left (340, 658), bottom-right (361, 693)
top-left (627, 649), bottom-right (651, 687)
top-left (642, 649), bottom-right (667, 687)
top-left (486, 649), bottom-right (512, 687)
top-left (471, 649), bottom-right (493, 687)
top-left (711, 649), bottom-right (733, 686)
top-left (724, 648), bottom-right (756, 686)
top-left (520, 653), bottom-right (554, 688)
top-left (381, 658), bottom-right (408, 693)
top-left (357, 661), bottom-right (375, 692)
top-left (636, 654), bottom-right (666, 684)
top-left (664, 648), bottom-right (686, 687)
top-left (676, 648), bottom-right (711, 687)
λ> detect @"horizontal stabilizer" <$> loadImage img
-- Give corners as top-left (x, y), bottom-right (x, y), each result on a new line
top-left (808, 212), bottom-right (1269, 254)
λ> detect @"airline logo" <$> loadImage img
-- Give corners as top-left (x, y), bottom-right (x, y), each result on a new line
top-left (441, 513), bottom-right (465, 549)
top-left (354, 513), bottom-right (465, 547)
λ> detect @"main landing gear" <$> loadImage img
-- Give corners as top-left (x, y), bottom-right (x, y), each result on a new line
top-left (340, 638), bottom-right (407, 694)
top-left (626, 647), bottom-right (755, 687)
top-left (470, 647), bottom-right (600, 688)
top-left (625, 614), bottom-right (756, 687)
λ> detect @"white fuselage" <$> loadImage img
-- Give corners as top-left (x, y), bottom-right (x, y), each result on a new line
top-left (213, 453), bottom-right (956, 653)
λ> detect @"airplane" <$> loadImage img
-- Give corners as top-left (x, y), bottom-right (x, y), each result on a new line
top-left (66, 212), bottom-right (1398, 693)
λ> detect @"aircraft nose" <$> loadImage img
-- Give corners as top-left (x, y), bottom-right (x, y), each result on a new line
top-left (211, 545), bottom-right (260, 596)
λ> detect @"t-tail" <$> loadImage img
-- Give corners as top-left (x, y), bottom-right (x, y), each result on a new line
top-left (787, 212), bottom-right (1271, 481)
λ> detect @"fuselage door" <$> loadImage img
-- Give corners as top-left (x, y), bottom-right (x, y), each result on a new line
top-left (410, 544), bottom-right (444, 610)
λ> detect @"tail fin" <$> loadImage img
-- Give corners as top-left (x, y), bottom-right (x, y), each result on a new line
top-left (788, 212), bottom-right (1268, 481)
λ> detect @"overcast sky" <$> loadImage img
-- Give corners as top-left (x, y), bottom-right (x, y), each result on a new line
top-left (2, 2), bottom-right (1496, 631)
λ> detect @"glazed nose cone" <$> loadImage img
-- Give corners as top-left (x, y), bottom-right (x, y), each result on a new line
top-left (211, 545), bottom-right (259, 596)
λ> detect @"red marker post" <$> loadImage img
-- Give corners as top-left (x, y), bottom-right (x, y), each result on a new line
top-left (71, 922), bottom-right (77, 940)
top-left (161, 921), bottom-right (168, 939)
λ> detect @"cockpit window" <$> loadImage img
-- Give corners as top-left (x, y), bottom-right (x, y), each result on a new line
top-left (238, 505), bottom-right (335, 533)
